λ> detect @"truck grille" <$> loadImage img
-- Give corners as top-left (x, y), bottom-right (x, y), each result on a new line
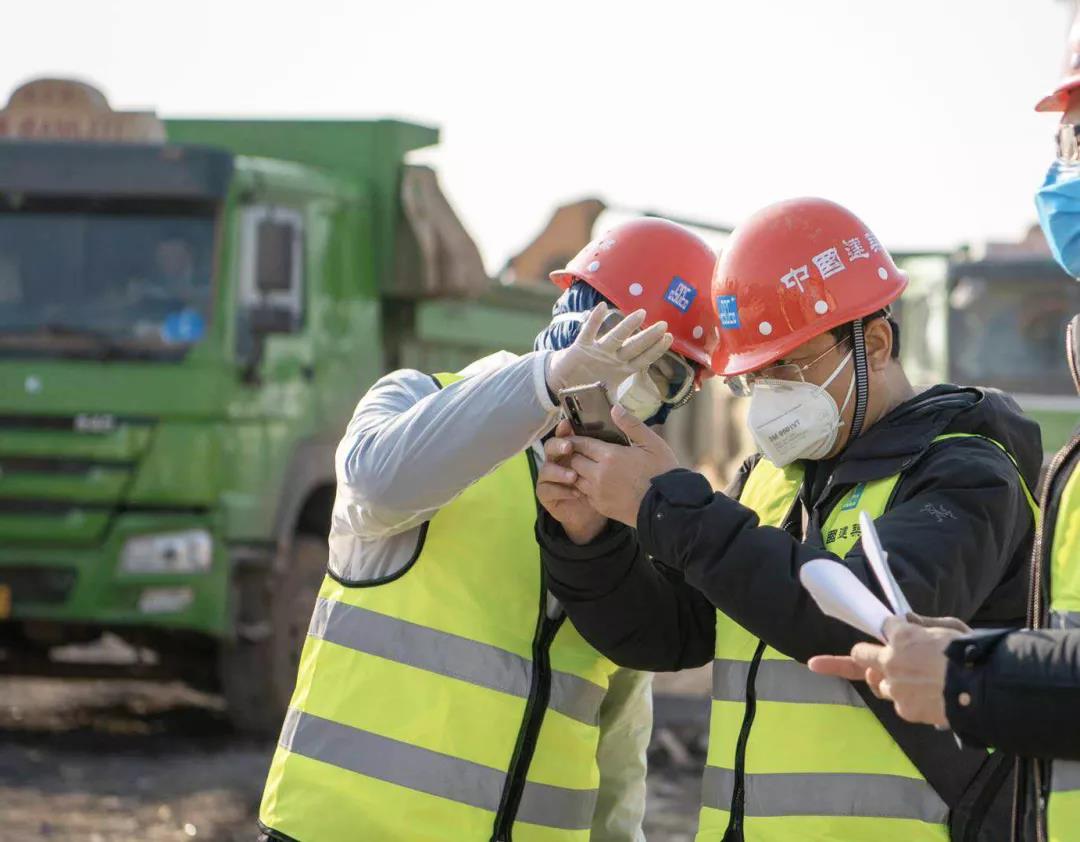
top-left (0, 412), bottom-right (159, 545)
top-left (0, 456), bottom-right (132, 475)
top-left (0, 566), bottom-right (77, 605)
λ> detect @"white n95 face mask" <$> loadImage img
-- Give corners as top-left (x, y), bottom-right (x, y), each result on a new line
top-left (610, 372), bottom-right (663, 421)
top-left (746, 350), bottom-right (856, 467)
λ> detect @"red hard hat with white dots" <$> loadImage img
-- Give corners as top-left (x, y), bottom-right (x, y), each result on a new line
top-left (1036, 8), bottom-right (1080, 112)
top-left (550, 217), bottom-right (720, 372)
top-left (710, 197), bottom-right (907, 377)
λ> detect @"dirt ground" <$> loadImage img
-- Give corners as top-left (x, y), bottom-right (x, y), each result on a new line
top-left (0, 677), bottom-right (703, 842)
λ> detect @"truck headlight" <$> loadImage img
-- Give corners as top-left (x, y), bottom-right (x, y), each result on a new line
top-left (120, 530), bottom-right (213, 574)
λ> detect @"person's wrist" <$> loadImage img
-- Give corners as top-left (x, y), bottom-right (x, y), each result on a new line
top-left (564, 517), bottom-right (607, 546)
top-left (544, 349), bottom-right (562, 395)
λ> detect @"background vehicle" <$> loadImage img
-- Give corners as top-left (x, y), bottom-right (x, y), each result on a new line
top-left (0, 78), bottom-right (556, 733)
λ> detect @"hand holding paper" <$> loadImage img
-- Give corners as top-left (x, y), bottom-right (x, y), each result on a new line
top-left (798, 512), bottom-right (911, 641)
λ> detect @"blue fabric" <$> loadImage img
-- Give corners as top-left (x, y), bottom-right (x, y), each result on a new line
top-left (1036, 160), bottom-right (1080, 278)
top-left (533, 281), bottom-right (671, 426)
top-left (533, 281), bottom-right (610, 352)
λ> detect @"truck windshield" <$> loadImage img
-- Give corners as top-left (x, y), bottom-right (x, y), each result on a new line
top-left (0, 200), bottom-right (216, 359)
top-left (949, 273), bottom-right (1080, 395)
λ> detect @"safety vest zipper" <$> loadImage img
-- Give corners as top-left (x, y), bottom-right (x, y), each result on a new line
top-left (726, 639), bottom-right (767, 841)
top-left (491, 582), bottom-right (565, 842)
top-left (725, 481), bottom-right (808, 840)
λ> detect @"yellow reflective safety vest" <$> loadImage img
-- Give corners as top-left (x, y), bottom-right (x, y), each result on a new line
top-left (1043, 448), bottom-right (1080, 842)
top-left (698, 433), bottom-right (1035, 842)
top-left (259, 371), bottom-right (620, 842)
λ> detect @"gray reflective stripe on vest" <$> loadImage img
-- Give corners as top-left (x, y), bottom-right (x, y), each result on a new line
top-left (713, 658), bottom-right (866, 707)
top-left (1050, 610), bottom-right (1080, 630)
top-left (280, 707), bottom-right (597, 830)
top-left (1052, 761), bottom-right (1080, 793)
top-left (309, 597), bottom-right (606, 726)
top-left (701, 766), bottom-right (948, 823)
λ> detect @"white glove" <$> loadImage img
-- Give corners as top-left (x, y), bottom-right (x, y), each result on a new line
top-left (545, 303), bottom-right (673, 395)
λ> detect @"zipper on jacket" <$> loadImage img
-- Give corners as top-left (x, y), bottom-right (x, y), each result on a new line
top-left (491, 582), bottom-right (565, 842)
top-left (725, 639), bottom-right (767, 842)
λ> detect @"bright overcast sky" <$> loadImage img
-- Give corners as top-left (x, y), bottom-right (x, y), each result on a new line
top-left (2, 0), bottom-right (1072, 271)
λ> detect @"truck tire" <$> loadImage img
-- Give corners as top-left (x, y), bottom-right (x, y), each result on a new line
top-left (220, 535), bottom-right (327, 736)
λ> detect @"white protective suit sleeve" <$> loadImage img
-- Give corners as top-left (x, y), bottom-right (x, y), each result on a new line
top-left (334, 350), bottom-right (558, 537)
top-left (331, 350), bottom-right (653, 840)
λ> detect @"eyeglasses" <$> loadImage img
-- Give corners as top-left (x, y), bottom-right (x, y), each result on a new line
top-left (1057, 122), bottom-right (1080, 165)
top-left (724, 338), bottom-right (850, 397)
top-left (599, 308), bottom-right (698, 406)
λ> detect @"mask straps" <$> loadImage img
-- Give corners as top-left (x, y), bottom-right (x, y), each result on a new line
top-left (819, 348), bottom-right (854, 390)
top-left (837, 352), bottom-right (857, 417)
top-left (848, 319), bottom-right (870, 440)
top-left (817, 347), bottom-right (857, 423)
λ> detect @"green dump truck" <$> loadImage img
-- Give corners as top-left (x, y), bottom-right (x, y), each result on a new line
top-left (898, 246), bottom-right (1080, 459)
top-left (0, 79), bottom-right (555, 731)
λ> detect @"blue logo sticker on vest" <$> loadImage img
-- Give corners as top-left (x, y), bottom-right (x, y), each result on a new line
top-left (717, 295), bottom-right (740, 328)
top-left (841, 482), bottom-right (866, 511)
top-left (664, 276), bottom-right (697, 312)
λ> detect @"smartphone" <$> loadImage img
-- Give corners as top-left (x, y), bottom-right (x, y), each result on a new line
top-left (557, 382), bottom-right (629, 446)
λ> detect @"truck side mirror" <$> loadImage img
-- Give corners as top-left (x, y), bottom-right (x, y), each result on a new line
top-left (249, 304), bottom-right (296, 336)
top-left (238, 304), bottom-right (297, 383)
top-left (236, 205), bottom-right (306, 384)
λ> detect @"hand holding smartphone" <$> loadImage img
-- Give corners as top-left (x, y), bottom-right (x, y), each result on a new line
top-left (557, 383), bottom-right (629, 446)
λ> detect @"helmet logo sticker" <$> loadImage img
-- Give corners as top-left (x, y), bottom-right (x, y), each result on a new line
top-left (814, 300), bottom-right (829, 315)
top-left (628, 282), bottom-right (644, 297)
top-left (717, 295), bottom-right (741, 329)
top-left (759, 321), bottom-right (774, 336)
top-left (692, 326), bottom-right (704, 339)
top-left (664, 276), bottom-right (697, 312)
top-left (877, 267), bottom-right (889, 280)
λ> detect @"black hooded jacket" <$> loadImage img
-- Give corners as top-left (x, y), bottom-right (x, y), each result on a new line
top-left (536, 385), bottom-right (1042, 838)
top-left (537, 384), bottom-right (1041, 670)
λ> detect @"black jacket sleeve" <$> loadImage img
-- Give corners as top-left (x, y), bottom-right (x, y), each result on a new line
top-left (637, 437), bottom-right (1033, 664)
top-left (944, 628), bottom-right (1080, 760)
top-left (536, 510), bottom-right (716, 672)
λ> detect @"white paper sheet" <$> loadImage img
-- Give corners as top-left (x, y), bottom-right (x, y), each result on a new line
top-left (799, 559), bottom-right (893, 643)
top-left (859, 511), bottom-right (913, 616)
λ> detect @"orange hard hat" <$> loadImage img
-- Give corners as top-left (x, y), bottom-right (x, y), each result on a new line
top-left (1036, 8), bottom-right (1080, 112)
top-left (550, 217), bottom-right (719, 371)
top-left (710, 197), bottom-right (907, 377)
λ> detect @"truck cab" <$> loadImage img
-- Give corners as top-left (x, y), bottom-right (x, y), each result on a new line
top-left (0, 79), bottom-right (556, 731)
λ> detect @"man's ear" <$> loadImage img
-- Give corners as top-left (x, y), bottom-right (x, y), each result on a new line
top-left (864, 317), bottom-right (893, 372)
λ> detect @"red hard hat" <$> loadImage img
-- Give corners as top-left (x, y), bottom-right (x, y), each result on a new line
top-left (710, 197), bottom-right (907, 377)
top-left (550, 217), bottom-right (719, 371)
top-left (1037, 9), bottom-right (1080, 112)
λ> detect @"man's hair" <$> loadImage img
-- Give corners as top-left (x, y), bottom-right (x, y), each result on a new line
top-left (828, 309), bottom-right (901, 359)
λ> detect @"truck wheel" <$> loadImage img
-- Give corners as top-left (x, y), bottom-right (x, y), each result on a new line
top-left (220, 535), bottom-right (327, 736)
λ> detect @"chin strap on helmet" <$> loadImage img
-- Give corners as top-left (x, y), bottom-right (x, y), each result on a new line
top-left (849, 318), bottom-right (870, 441)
